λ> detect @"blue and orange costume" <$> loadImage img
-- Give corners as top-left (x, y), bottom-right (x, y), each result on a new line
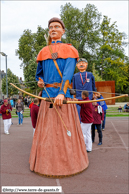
top-left (73, 71), bottom-right (95, 121)
top-left (29, 41), bottom-right (89, 177)
top-left (36, 41), bottom-right (78, 98)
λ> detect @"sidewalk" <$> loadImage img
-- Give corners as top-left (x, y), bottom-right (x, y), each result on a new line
top-left (107, 102), bottom-right (127, 107)
top-left (1, 117), bottom-right (128, 194)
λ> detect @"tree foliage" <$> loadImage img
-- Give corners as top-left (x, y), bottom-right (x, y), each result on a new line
top-left (2, 69), bottom-right (21, 97)
top-left (16, 3), bottom-right (129, 93)
top-left (60, 3), bottom-right (101, 71)
top-left (23, 55), bottom-right (38, 95)
top-left (16, 26), bottom-right (48, 68)
top-left (95, 16), bottom-right (129, 92)
top-left (22, 88), bottom-right (33, 98)
top-left (92, 63), bottom-right (104, 81)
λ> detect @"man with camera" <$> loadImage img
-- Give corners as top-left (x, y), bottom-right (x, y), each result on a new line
top-left (0, 99), bottom-right (12, 134)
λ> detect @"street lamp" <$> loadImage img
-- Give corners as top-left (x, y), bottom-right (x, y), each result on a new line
top-left (0, 52), bottom-right (8, 97)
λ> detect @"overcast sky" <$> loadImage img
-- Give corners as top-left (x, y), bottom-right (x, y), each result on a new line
top-left (0, 0), bottom-right (128, 81)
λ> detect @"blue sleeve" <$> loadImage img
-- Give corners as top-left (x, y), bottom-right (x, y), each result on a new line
top-left (92, 74), bottom-right (96, 91)
top-left (72, 75), bottom-right (76, 89)
top-left (35, 61), bottom-right (44, 81)
top-left (124, 104), bottom-right (127, 109)
top-left (58, 58), bottom-right (77, 95)
top-left (97, 95), bottom-right (108, 110)
top-left (97, 96), bottom-right (104, 105)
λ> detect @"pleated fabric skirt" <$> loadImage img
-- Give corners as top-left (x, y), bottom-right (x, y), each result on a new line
top-left (29, 99), bottom-right (89, 177)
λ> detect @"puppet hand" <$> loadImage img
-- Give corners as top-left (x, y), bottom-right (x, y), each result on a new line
top-left (38, 77), bottom-right (44, 88)
top-left (54, 94), bottom-right (64, 106)
top-left (73, 98), bottom-right (78, 101)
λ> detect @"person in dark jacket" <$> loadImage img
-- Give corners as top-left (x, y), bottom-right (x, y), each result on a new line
top-left (92, 100), bottom-right (104, 145)
top-left (74, 90), bottom-right (94, 152)
top-left (13, 97), bottom-right (16, 107)
top-left (16, 99), bottom-right (24, 125)
top-left (24, 97), bottom-right (28, 107)
top-left (30, 98), bottom-right (39, 136)
top-left (118, 106), bottom-right (122, 112)
top-left (0, 99), bottom-right (12, 134)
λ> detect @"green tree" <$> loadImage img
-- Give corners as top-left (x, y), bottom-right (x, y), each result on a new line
top-left (33, 26), bottom-right (48, 55)
top-left (16, 26), bottom-right (47, 68)
top-left (96, 16), bottom-right (129, 92)
top-left (16, 29), bottom-right (34, 67)
top-left (2, 69), bottom-right (21, 97)
top-left (16, 3), bottom-right (102, 72)
top-left (16, 3), bottom-right (129, 94)
top-left (60, 3), bottom-right (102, 71)
top-left (124, 59), bottom-right (129, 93)
top-left (92, 63), bottom-right (104, 81)
top-left (23, 55), bottom-right (38, 95)
top-left (22, 88), bottom-right (33, 98)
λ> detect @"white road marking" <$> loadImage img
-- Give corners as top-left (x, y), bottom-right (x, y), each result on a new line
top-left (56, 179), bottom-right (65, 194)
top-left (111, 121), bottom-right (128, 152)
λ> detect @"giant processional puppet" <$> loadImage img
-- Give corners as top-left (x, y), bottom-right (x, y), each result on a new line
top-left (72, 58), bottom-right (96, 121)
top-left (10, 17), bottom-right (128, 178)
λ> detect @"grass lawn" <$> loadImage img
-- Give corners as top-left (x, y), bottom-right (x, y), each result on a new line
top-left (11, 108), bottom-right (30, 118)
top-left (106, 107), bottom-right (129, 117)
top-left (10, 106), bottom-right (129, 118)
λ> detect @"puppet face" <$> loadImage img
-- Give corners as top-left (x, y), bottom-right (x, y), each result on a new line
top-left (76, 61), bottom-right (88, 72)
top-left (49, 22), bottom-right (65, 41)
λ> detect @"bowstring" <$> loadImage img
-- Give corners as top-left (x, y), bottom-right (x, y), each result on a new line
top-left (43, 85), bottom-right (71, 136)
top-left (11, 80), bottom-right (124, 96)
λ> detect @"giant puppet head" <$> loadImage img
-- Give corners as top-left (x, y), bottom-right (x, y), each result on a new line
top-left (76, 58), bottom-right (88, 72)
top-left (48, 17), bottom-right (65, 42)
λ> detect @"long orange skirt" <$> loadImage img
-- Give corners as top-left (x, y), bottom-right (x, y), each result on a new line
top-left (29, 99), bottom-right (89, 177)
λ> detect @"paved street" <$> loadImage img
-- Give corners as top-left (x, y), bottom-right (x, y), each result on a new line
top-left (0, 117), bottom-right (128, 194)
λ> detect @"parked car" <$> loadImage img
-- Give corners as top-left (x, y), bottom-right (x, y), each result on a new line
top-left (0, 99), bottom-right (3, 105)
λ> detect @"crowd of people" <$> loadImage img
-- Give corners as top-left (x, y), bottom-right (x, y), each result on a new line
top-left (0, 92), bottom-right (106, 144)
top-left (0, 94), bottom-right (127, 139)
top-left (74, 91), bottom-right (105, 152)
top-left (0, 97), bottom-right (39, 135)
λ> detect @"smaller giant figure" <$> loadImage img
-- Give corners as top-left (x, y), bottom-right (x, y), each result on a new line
top-left (72, 58), bottom-right (96, 121)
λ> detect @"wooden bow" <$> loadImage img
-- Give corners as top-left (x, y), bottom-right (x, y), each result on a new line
top-left (10, 83), bottom-right (128, 104)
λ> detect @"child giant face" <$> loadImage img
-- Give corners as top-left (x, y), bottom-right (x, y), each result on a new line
top-left (76, 61), bottom-right (88, 72)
